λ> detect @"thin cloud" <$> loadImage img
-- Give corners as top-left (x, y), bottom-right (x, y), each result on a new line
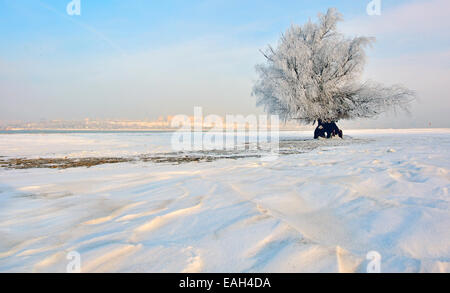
top-left (342, 0), bottom-right (450, 36)
top-left (36, 0), bottom-right (128, 57)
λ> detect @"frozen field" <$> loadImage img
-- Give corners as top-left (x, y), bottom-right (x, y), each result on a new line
top-left (0, 129), bottom-right (449, 272)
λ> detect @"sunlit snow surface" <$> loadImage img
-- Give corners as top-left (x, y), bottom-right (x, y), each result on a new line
top-left (0, 129), bottom-right (449, 272)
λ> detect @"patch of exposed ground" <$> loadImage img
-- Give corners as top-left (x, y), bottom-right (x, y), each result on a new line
top-left (0, 157), bottom-right (132, 169)
top-left (0, 138), bottom-right (368, 170)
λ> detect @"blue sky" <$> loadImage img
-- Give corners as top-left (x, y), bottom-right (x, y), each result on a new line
top-left (0, 0), bottom-right (412, 57)
top-left (1, 0), bottom-right (449, 128)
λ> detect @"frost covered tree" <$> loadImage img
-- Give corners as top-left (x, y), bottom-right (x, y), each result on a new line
top-left (252, 8), bottom-right (415, 135)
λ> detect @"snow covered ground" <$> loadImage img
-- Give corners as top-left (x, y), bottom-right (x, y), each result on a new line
top-left (0, 129), bottom-right (449, 273)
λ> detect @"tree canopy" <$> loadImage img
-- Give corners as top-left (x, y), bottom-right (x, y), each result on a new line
top-left (252, 8), bottom-right (415, 124)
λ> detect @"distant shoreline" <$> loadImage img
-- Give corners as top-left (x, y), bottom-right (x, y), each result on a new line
top-left (0, 129), bottom-right (178, 134)
top-left (1, 128), bottom-right (450, 135)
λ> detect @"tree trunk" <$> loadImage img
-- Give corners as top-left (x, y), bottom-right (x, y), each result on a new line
top-left (314, 121), bottom-right (343, 139)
